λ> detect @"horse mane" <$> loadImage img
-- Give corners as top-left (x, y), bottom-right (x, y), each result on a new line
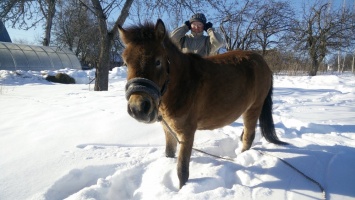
top-left (186, 53), bottom-right (202, 59)
top-left (120, 22), bottom-right (158, 45)
top-left (121, 21), bottom-right (184, 56)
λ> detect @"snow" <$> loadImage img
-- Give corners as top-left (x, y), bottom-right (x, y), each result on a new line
top-left (1, 68), bottom-right (355, 200)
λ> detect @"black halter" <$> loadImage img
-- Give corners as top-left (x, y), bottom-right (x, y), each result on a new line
top-left (125, 78), bottom-right (161, 102)
top-left (125, 57), bottom-right (170, 107)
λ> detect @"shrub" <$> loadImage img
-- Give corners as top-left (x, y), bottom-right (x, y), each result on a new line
top-left (46, 73), bottom-right (75, 84)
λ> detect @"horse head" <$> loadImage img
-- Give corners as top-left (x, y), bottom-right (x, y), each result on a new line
top-left (119, 19), bottom-right (170, 123)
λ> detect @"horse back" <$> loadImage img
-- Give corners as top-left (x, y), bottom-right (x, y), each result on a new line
top-left (193, 50), bottom-right (273, 129)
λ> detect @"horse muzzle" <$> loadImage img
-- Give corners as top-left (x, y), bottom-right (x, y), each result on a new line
top-left (125, 78), bottom-right (161, 123)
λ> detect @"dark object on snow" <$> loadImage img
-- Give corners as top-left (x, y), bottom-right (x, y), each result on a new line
top-left (46, 73), bottom-right (75, 84)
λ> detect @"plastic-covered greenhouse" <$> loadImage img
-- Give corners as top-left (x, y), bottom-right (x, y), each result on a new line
top-left (0, 42), bottom-right (81, 71)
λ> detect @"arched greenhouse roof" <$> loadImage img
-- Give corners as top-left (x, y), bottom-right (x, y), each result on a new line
top-left (0, 42), bottom-right (82, 71)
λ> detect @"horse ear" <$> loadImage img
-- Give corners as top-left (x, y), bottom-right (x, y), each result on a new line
top-left (118, 24), bottom-right (129, 45)
top-left (155, 19), bottom-right (166, 42)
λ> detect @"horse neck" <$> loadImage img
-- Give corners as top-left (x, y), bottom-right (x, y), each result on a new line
top-left (162, 37), bottom-right (201, 111)
top-left (163, 37), bottom-right (191, 80)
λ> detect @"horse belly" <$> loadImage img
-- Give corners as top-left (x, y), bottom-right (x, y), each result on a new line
top-left (197, 115), bottom-right (242, 130)
top-left (196, 97), bottom-right (250, 130)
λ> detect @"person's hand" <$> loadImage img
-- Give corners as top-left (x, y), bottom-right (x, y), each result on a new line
top-left (204, 22), bottom-right (213, 31)
top-left (184, 21), bottom-right (191, 30)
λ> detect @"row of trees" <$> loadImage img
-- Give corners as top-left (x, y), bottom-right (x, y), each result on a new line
top-left (1, 0), bottom-right (355, 90)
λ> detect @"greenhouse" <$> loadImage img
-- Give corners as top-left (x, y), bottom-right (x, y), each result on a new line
top-left (0, 42), bottom-right (81, 71)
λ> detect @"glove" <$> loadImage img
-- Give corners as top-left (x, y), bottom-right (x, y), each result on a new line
top-left (204, 22), bottom-right (213, 31)
top-left (184, 21), bottom-right (191, 30)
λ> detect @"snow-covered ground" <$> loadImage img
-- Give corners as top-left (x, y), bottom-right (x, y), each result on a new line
top-left (1, 68), bottom-right (355, 200)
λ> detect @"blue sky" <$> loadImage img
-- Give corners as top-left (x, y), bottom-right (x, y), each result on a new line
top-left (4, 0), bottom-right (354, 45)
top-left (5, 21), bottom-right (42, 44)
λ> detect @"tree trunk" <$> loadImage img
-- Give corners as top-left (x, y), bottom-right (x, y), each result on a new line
top-left (91, 0), bottom-right (109, 91)
top-left (352, 54), bottom-right (354, 74)
top-left (91, 0), bottom-right (134, 91)
top-left (42, 0), bottom-right (56, 46)
top-left (94, 36), bottom-right (110, 91)
top-left (337, 50), bottom-right (341, 73)
top-left (309, 58), bottom-right (319, 76)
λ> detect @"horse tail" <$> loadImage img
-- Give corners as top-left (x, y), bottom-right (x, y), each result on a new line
top-left (259, 79), bottom-right (288, 145)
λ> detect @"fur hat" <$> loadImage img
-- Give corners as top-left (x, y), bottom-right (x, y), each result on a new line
top-left (189, 13), bottom-right (207, 25)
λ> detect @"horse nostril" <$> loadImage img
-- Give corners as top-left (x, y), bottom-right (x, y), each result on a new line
top-left (127, 99), bottom-right (151, 117)
top-left (127, 104), bottom-right (134, 116)
top-left (141, 99), bottom-right (151, 114)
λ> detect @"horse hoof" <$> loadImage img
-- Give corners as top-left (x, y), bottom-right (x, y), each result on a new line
top-left (179, 182), bottom-right (186, 189)
top-left (165, 153), bottom-right (175, 158)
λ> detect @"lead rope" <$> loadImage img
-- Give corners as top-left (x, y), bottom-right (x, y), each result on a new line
top-left (257, 150), bottom-right (326, 200)
top-left (161, 118), bottom-right (234, 161)
top-left (161, 118), bottom-right (326, 199)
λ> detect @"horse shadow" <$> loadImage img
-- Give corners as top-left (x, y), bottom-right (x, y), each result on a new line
top-left (230, 119), bottom-right (354, 193)
top-left (229, 116), bottom-right (355, 136)
top-left (190, 144), bottom-right (355, 199)
top-left (253, 144), bottom-right (355, 199)
top-left (275, 122), bottom-right (355, 137)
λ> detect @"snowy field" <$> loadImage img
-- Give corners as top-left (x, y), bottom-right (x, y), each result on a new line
top-left (1, 68), bottom-right (355, 200)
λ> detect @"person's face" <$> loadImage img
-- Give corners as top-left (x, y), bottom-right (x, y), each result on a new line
top-left (191, 21), bottom-right (204, 33)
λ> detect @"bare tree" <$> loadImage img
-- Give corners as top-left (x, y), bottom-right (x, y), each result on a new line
top-left (254, 0), bottom-right (294, 56)
top-left (0, 0), bottom-right (38, 29)
top-left (329, 52), bottom-right (355, 72)
top-left (137, 0), bottom-right (212, 30)
top-left (39, 0), bottom-right (56, 46)
top-left (217, 0), bottom-right (295, 54)
top-left (53, 0), bottom-right (100, 65)
top-left (291, 1), bottom-right (355, 76)
top-left (219, 0), bottom-right (263, 51)
top-left (89, 0), bottom-right (134, 91)
top-left (0, 0), bottom-right (58, 46)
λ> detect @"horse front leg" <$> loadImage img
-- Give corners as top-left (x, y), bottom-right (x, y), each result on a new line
top-left (163, 127), bottom-right (177, 158)
top-left (177, 131), bottom-right (195, 189)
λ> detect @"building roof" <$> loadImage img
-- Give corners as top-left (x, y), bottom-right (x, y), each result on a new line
top-left (0, 21), bottom-right (12, 43)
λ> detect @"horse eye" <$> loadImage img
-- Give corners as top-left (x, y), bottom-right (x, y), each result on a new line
top-left (155, 60), bottom-right (161, 66)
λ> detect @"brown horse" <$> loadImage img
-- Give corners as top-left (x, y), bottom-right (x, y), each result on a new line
top-left (118, 19), bottom-right (287, 189)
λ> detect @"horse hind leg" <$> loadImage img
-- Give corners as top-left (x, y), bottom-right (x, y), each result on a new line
top-left (240, 87), bottom-right (288, 151)
top-left (240, 107), bottom-right (260, 152)
top-left (240, 129), bottom-right (255, 152)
